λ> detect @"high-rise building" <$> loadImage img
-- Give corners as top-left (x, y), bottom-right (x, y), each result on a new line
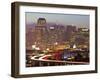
top-left (34, 18), bottom-right (48, 50)
top-left (64, 25), bottom-right (76, 42)
top-left (75, 28), bottom-right (89, 49)
top-left (37, 18), bottom-right (46, 27)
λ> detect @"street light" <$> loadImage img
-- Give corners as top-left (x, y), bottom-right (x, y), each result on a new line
top-left (54, 42), bottom-right (58, 45)
top-left (35, 47), bottom-right (40, 50)
top-left (73, 44), bottom-right (76, 49)
top-left (32, 45), bottom-right (36, 49)
top-left (46, 48), bottom-right (50, 51)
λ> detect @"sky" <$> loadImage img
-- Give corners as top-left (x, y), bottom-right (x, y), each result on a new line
top-left (25, 12), bottom-right (89, 28)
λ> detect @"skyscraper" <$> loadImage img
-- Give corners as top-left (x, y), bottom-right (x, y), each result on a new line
top-left (34, 18), bottom-right (48, 50)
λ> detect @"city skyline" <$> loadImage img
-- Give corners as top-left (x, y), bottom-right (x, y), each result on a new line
top-left (26, 12), bottom-right (90, 67)
top-left (26, 12), bottom-right (90, 28)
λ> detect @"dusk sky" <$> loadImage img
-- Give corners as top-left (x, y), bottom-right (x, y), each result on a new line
top-left (26, 12), bottom-right (89, 28)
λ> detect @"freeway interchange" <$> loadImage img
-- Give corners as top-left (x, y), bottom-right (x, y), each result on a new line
top-left (26, 48), bottom-right (89, 67)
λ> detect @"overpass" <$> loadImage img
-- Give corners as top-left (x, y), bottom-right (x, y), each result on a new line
top-left (26, 59), bottom-right (89, 67)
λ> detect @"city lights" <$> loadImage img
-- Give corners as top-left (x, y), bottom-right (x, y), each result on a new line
top-left (32, 45), bottom-right (36, 49)
top-left (26, 17), bottom-right (89, 67)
